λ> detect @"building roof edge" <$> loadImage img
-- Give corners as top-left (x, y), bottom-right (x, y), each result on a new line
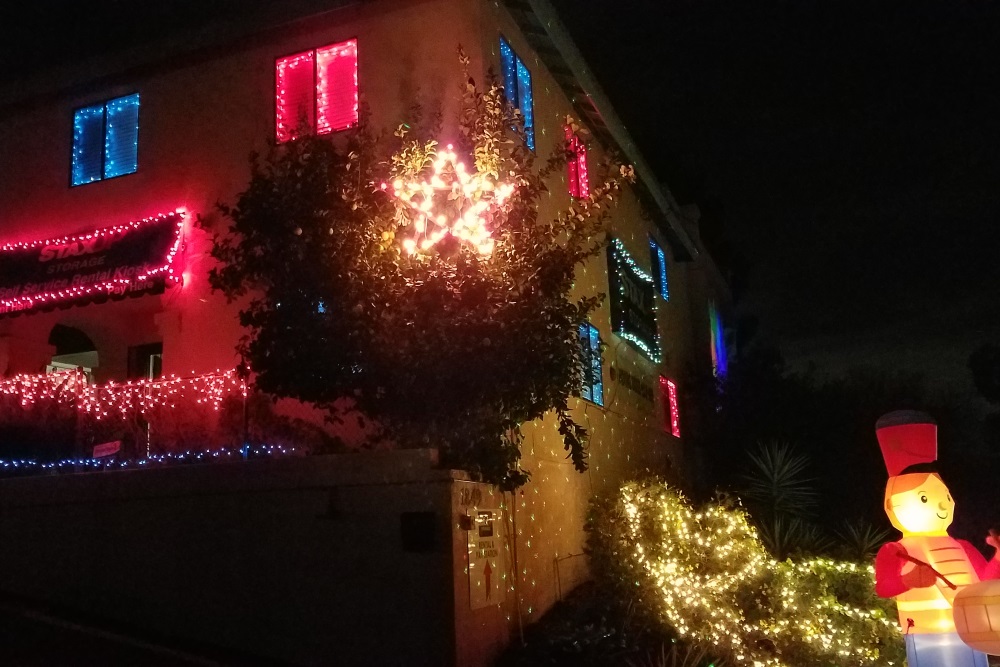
top-left (502, 0), bottom-right (699, 260)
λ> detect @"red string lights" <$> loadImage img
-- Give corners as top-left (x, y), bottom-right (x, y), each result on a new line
top-left (0, 209), bottom-right (185, 314)
top-left (565, 126), bottom-right (590, 199)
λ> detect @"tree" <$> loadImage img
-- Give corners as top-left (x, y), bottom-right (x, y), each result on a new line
top-left (209, 51), bottom-right (633, 489)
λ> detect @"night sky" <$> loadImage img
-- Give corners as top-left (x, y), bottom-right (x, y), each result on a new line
top-left (551, 0), bottom-right (1000, 397)
top-left (3, 0), bottom-right (999, 393)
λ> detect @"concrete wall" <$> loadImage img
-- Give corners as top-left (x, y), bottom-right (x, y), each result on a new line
top-left (0, 450), bottom-right (459, 666)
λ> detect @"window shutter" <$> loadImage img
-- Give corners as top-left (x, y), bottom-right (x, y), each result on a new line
top-left (499, 38), bottom-right (518, 107)
top-left (276, 50), bottom-right (316, 142)
top-left (566, 126), bottom-right (579, 198)
top-left (72, 105), bottom-right (105, 186)
top-left (566, 128), bottom-right (589, 199)
top-left (579, 324), bottom-right (593, 403)
top-left (515, 56), bottom-right (534, 150)
top-left (104, 94), bottom-right (139, 179)
top-left (316, 39), bottom-right (359, 134)
top-left (588, 324), bottom-right (603, 406)
top-left (660, 377), bottom-right (680, 437)
top-left (650, 238), bottom-right (668, 299)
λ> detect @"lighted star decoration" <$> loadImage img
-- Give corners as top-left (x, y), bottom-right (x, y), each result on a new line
top-left (383, 144), bottom-right (515, 257)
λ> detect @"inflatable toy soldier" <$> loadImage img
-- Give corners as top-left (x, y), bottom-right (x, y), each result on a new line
top-left (874, 410), bottom-right (1000, 666)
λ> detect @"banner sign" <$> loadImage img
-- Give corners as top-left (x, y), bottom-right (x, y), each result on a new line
top-left (0, 210), bottom-right (184, 316)
top-left (92, 440), bottom-right (122, 458)
top-left (607, 238), bottom-right (660, 362)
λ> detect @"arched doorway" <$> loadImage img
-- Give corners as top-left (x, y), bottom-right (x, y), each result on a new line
top-left (47, 323), bottom-right (98, 382)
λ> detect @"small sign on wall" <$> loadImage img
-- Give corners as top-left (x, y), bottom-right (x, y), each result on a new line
top-left (92, 440), bottom-right (121, 458)
top-left (468, 509), bottom-right (506, 609)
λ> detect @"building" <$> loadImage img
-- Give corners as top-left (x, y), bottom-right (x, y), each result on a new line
top-left (0, 1), bottom-right (731, 664)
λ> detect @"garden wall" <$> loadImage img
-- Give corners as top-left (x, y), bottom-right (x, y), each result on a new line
top-left (0, 449), bottom-right (474, 666)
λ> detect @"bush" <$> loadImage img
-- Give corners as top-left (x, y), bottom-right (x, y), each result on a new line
top-left (586, 480), bottom-right (904, 667)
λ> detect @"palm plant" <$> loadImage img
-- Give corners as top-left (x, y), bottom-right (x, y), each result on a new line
top-left (627, 642), bottom-right (726, 667)
top-left (739, 440), bottom-right (834, 558)
top-left (741, 440), bottom-right (817, 518)
top-left (834, 518), bottom-right (892, 561)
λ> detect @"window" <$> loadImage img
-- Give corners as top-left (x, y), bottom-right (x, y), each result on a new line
top-left (649, 237), bottom-right (669, 299)
top-left (128, 342), bottom-right (163, 380)
top-left (579, 323), bottom-right (604, 406)
top-left (276, 39), bottom-right (359, 143)
top-left (71, 93), bottom-right (139, 186)
top-left (709, 301), bottom-right (728, 377)
top-left (565, 126), bottom-right (589, 198)
top-left (499, 36), bottom-right (535, 150)
top-left (660, 376), bottom-right (680, 437)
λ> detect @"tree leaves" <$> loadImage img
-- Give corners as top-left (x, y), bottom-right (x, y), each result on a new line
top-left (209, 53), bottom-right (633, 489)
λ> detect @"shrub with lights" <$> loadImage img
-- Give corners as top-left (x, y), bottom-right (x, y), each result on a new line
top-left (587, 480), bottom-right (904, 667)
top-left (209, 51), bottom-right (632, 489)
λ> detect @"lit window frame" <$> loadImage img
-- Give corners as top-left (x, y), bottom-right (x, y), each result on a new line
top-left (579, 322), bottom-right (604, 406)
top-left (275, 38), bottom-right (359, 143)
top-left (649, 236), bottom-right (669, 300)
top-left (499, 35), bottom-right (535, 151)
top-left (565, 125), bottom-right (590, 199)
top-left (70, 93), bottom-right (140, 187)
top-left (607, 238), bottom-right (662, 363)
top-left (709, 301), bottom-right (728, 377)
top-left (660, 376), bottom-right (681, 438)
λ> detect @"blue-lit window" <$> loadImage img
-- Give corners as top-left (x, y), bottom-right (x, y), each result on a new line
top-left (72, 93), bottom-right (140, 186)
top-left (649, 237), bottom-right (669, 300)
top-left (578, 323), bottom-right (603, 406)
top-left (499, 36), bottom-right (535, 150)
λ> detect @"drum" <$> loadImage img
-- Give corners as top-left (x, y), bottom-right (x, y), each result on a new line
top-left (954, 579), bottom-right (1000, 655)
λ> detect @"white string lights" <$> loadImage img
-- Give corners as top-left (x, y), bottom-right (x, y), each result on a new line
top-left (618, 482), bottom-right (901, 667)
top-left (0, 368), bottom-right (244, 419)
top-left (386, 144), bottom-right (515, 257)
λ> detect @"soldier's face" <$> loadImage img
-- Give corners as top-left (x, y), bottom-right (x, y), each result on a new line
top-left (887, 473), bottom-right (955, 535)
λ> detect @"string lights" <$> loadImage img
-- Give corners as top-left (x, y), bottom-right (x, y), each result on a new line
top-left (649, 236), bottom-right (669, 300)
top-left (565, 126), bottom-right (589, 199)
top-left (617, 482), bottom-right (901, 667)
top-left (659, 376), bottom-right (680, 437)
top-left (104, 93), bottom-right (140, 179)
top-left (0, 209), bottom-right (184, 314)
top-left (316, 39), bottom-right (359, 135)
top-left (0, 444), bottom-right (296, 477)
top-left (608, 238), bottom-right (661, 362)
top-left (0, 367), bottom-right (244, 419)
top-left (386, 144), bottom-right (515, 256)
top-left (276, 39), bottom-right (359, 143)
top-left (499, 37), bottom-right (535, 150)
top-left (71, 93), bottom-right (140, 186)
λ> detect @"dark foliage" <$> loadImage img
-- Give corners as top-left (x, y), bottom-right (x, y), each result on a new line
top-left (209, 54), bottom-right (632, 488)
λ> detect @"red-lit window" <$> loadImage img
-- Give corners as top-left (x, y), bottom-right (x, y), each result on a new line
top-left (565, 126), bottom-right (589, 199)
top-left (276, 39), bottom-right (358, 143)
top-left (660, 376), bottom-right (680, 438)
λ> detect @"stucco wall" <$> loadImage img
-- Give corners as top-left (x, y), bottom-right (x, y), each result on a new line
top-left (0, 450), bottom-right (458, 666)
